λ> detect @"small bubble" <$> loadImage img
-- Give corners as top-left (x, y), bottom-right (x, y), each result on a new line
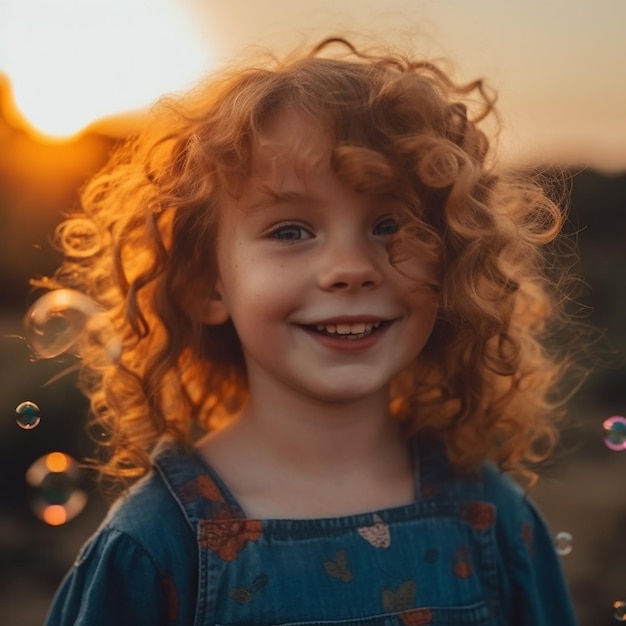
top-left (15, 401), bottom-right (41, 430)
top-left (603, 416), bottom-right (626, 451)
top-left (23, 289), bottom-right (120, 362)
top-left (25, 452), bottom-right (87, 525)
top-left (554, 531), bottom-right (573, 556)
top-left (56, 218), bottom-right (102, 258)
top-left (614, 600), bottom-right (626, 622)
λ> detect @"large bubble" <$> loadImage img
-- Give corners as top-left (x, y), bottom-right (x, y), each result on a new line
top-left (554, 531), bottom-right (573, 556)
top-left (15, 400), bottom-right (41, 430)
top-left (614, 600), bottom-right (626, 622)
top-left (25, 452), bottom-right (87, 525)
top-left (24, 289), bottom-right (121, 362)
top-left (603, 416), bottom-right (626, 452)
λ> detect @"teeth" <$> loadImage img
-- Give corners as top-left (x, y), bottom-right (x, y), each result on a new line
top-left (314, 321), bottom-right (381, 336)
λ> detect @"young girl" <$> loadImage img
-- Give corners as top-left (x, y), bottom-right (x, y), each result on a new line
top-left (43, 36), bottom-right (580, 625)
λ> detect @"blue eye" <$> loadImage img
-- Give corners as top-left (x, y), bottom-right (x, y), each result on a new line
top-left (270, 224), bottom-right (312, 240)
top-left (373, 217), bottom-right (399, 236)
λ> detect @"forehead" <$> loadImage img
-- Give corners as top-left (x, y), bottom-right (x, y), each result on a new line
top-left (252, 109), bottom-right (332, 186)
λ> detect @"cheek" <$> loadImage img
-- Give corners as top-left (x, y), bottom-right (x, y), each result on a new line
top-left (410, 292), bottom-right (440, 332)
top-left (222, 255), bottom-right (296, 319)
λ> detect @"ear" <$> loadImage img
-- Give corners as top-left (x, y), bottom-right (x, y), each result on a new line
top-left (198, 278), bottom-right (230, 325)
top-left (187, 280), bottom-right (230, 326)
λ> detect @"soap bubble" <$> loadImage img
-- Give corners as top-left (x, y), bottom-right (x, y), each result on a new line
top-left (24, 289), bottom-right (120, 362)
top-left (15, 401), bottom-right (41, 430)
top-left (56, 218), bottom-right (102, 258)
top-left (25, 452), bottom-right (87, 525)
top-left (603, 416), bottom-right (626, 451)
top-left (614, 600), bottom-right (626, 622)
top-left (554, 531), bottom-right (573, 556)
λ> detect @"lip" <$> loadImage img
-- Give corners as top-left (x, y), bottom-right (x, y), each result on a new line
top-left (301, 315), bottom-right (391, 325)
top-left (298, 319), bottom-right (393, 353)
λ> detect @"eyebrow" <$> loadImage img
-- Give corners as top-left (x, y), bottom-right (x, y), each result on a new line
top-left (244, 183), bottom-right (405, 215)
top-left (248, 187), bottom-right (325, 212)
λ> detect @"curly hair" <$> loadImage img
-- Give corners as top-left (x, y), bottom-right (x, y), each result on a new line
top-left (44, 36), bottom-right (582, 492)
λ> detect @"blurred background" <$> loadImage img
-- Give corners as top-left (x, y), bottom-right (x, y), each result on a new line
top-left (1, 1), bottom-right (625, 624)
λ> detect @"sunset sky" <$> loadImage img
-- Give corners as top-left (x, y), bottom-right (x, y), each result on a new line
top-left (1, 0), bottom-right (625, 171)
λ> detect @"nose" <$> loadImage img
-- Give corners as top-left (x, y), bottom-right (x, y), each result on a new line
top-left (317, 237), bottom-right (384, 292)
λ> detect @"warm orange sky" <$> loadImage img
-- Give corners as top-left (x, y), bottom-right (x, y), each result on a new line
top-left (2, 0), bottom-right (625, 171)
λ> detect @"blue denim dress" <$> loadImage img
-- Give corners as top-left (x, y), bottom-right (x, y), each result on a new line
top-left (44, 436), bottom-right (578, 626)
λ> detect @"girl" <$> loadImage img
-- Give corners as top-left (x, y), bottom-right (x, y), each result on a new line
top-left (43, 36), bottom-right (580, 625)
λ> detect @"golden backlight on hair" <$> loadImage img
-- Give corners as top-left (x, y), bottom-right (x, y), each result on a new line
top-left (43, 36), bottom-right (585, 494)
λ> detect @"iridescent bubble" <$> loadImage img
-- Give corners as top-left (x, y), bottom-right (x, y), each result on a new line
top-left (83, 312), bottom-right (122, 364)
top-left (554, 531), bottom-right (573, 556)
top-left (603, 416), bottom-right (626, 451)
top-left (23, 289), bottom-right (120, 362)
top-left (614, 600), bottom-right (626, 622)
top-left (25, 452), bottom-right (87, 525)
top-left (56, 218), bottom-right (102, 258)
top-left (15, 401), bottom-right (41, 430)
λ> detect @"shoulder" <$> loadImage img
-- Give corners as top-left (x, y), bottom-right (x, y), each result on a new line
top-left (89, 445), bottom-right (199, 571)
top-left (44, 445), bottom-right (201, 626)
top-left (474, 461), bottom-right (566, 588)
top-left (475, 462), bottom-right (540, 543)
top-left (474, 467), bottom-right (578, 624)
top-left (479, 462), bottom-right (526, 511)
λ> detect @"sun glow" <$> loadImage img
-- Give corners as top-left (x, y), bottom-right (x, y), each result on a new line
top-left (1, 0), bottom-right (215, 138)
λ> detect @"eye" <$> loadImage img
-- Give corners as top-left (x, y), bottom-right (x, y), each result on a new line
top-left (268, 224), bottom-right (313, 241)
top-left (373, 217), bottom-right (399, 236)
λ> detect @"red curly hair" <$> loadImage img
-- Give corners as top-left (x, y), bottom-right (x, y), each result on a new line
top-left (46, 36), bottom-right (580, 491)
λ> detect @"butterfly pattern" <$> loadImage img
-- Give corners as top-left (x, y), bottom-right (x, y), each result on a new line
top-left (165, 444), bottom-right (493, 625)
top-left (382, 580), bottom-right (417, 612)
top-left (323, 549), bottom-right (353, 582)
top-left (229, 573), bottom-right (269, 604)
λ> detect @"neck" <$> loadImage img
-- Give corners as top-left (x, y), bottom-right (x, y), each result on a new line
top-left (231, 376), bottom-right (405, 479)
top-left (196, 375), bottom-right (415, 518)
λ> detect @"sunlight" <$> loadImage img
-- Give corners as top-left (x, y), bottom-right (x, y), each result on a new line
top-left (1, 0), bottom-right (215, 138)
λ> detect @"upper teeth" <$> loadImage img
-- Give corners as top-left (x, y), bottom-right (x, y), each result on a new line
top-left (315, 321), bottom-right (381, 335)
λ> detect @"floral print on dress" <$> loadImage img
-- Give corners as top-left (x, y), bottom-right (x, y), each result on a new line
top-left (357, 513), bottom-right (391, 549)
top-left (199, 506), bottom-right (263, 562)
top-left (419, 482), bottom-right (440, 498)
top-left (160, 574), bottom-right (179, 622)
top-left (180, 474), bottom-right (226, 505)
top-left (460, 502), bottom-right (495, 530)
top-left (400, 608), bottom-right (433, 626)
top-left (424, 547), bottom-right (439, 564)
top-left (521, 520), bottom-right (533, 556)
top-left (452, 545), bottom-right (473, 579)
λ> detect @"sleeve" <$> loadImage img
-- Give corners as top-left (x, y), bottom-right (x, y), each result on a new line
top-left (501, 496), bottom-right (579, 626)
top-left (43, 527), bottom-right (175, 626)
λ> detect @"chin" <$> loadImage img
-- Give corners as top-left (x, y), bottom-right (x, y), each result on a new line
top-left (304, 383), bottom-right (387, 405)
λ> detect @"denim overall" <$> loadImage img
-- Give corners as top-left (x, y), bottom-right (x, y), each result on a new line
top-left (44, 437), bottom-right (578, 626)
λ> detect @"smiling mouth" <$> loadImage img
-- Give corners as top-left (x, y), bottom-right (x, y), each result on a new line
top-left (307, 321), bottom-right (387, 339)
